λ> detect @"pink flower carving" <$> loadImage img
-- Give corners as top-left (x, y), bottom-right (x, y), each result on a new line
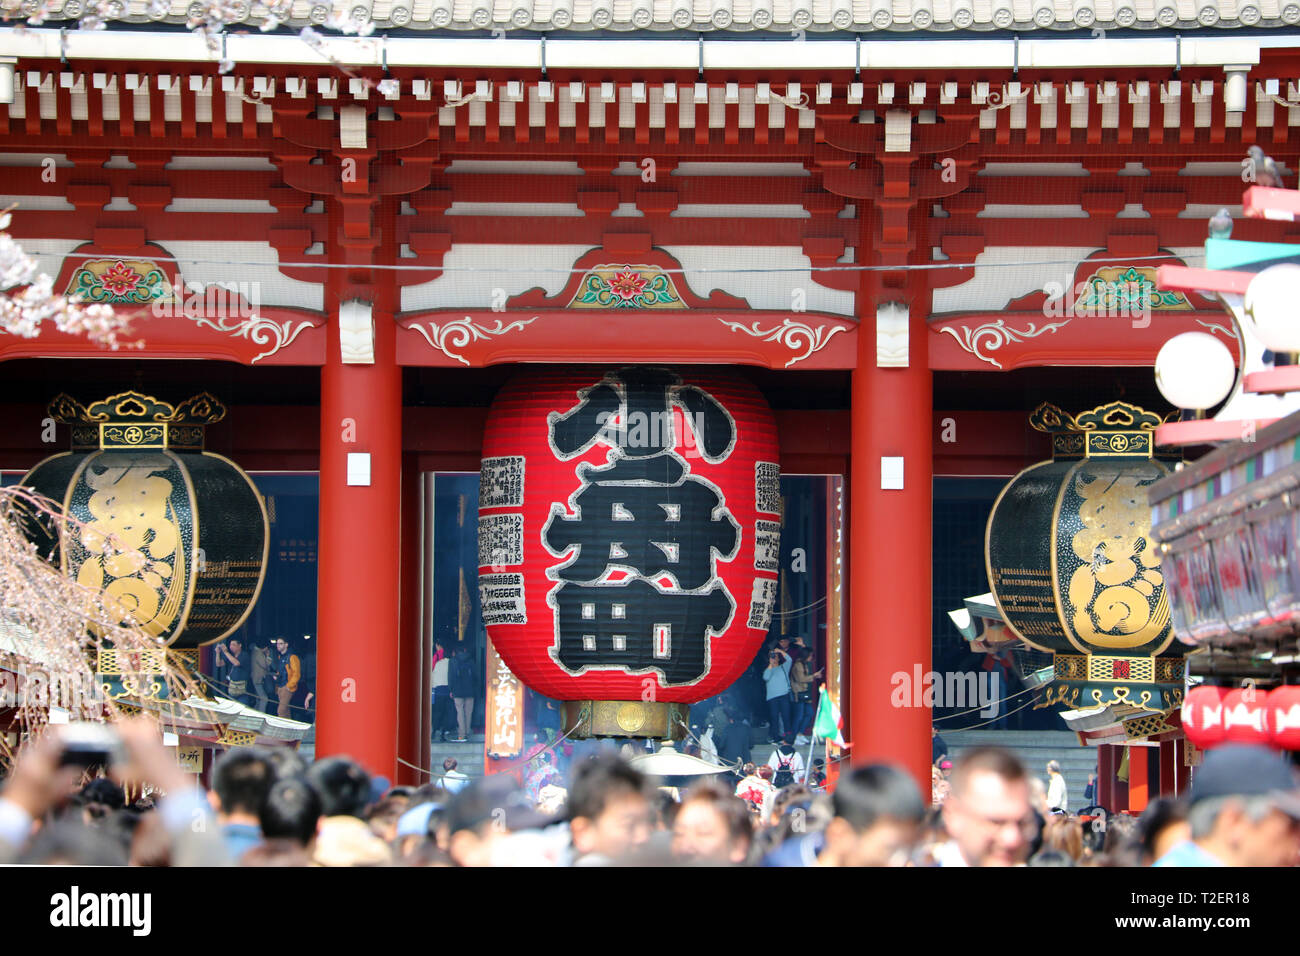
top-left (607, 270), bottom-right (647, 302)
top-left (99, 261), bottom-right (141, 297)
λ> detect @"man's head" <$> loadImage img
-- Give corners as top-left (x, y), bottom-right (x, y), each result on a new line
top-left (566, 754), bottom-right (652, 861)
top-left (1185, 745), bottom-right (1300, 867)
top-left (672, 781), bottom-right (753, 864)
top-left (274, 637), bottom-right (289, 655)
top-left (445, 776), bottom-right (552, 867)
top-left (1135, 797), bottom-right (1190, 864)
top-left (264, 747), bottom-right (309, 783)
top-left (211, 747), bottom-right (275, 822)
top-left (444, 757), bottom-right (458, 773)
top-left (941, 747), bottom-right (1033, 867)
top-left (1046, 760), bottom-right (1061, 775)
top-left (260, 777), bottom-right (323, 848)
top-left (71, 778), bottom-right (126, 825)
top-left (229, 637), bottom-right (242, 654)
top-left (819, 764), bottom-right (925, 867)
top-left (306, 756), bottom-right (372, 819)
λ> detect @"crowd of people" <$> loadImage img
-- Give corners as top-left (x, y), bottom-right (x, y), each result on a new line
top-left (1, 717), bottom-right (1295, 866)
top-left (926, 741), bottom-right (1300, 867)
top-left (211, 635), bottom-right (312, 720)
top-left (692, 635), bottom-right (826, 759)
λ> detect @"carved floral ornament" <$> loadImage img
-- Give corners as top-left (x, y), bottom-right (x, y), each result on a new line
top-left (717, 318), bottom-right (850, 367)
top-left (68, 259), bottom-right (177, 305)
top-left (568, 265), bottom-right (685, 310)
top-left (937, 318), bottom-right (1072, 369)
top-left (410, 316), bottom-right (539, 366)
top-left (935, 262), bottom-right (1228, 370)
top-left (58, 255), bottom-right (316, 364)
top-left (403, 248), bottom-right (855, 368)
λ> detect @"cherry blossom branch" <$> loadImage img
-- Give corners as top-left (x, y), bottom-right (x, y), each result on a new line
top-left (0, 484), bottom-right (207, 766)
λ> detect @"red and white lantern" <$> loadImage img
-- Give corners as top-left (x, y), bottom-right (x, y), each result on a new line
top-left (477, 367), bottom-right (780, 705)
top-left (1267, 685), bottom-right (1300, 751)
top-left (1180, 685), bottom-right (1232, 750)
top-left (1222, 687), bottom-right (1271, 745)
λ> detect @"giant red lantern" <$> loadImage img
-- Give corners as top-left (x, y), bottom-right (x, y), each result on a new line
top-left (1222, 688), bottom-right (1270, 745)
top-left (477, 367), bottom-right (780, 738)
top-left (1180, 685), bottom-right (1231, 749)
top-left (1267, 685), bottom-right (1300, 751)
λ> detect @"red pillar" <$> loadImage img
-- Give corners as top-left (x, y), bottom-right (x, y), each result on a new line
top-left (1158, 738), bottom-right (1177, 798)
top-left (849, 281), bottom-right (933, 791)
top-left (395, 451), bottom-right (422, 785)
top-left (315, 301), bottom-right (403, 779)
top-left (1175, 738), bottom-right (1191, 793)
top-left (1098, 744), bottom-right (1116, 812)
top-left (1128, 744), bottom-right (1149, 814)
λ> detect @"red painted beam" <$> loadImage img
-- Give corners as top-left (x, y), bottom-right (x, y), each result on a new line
top-left (1243, 185), bottom-right (1300, 222)
top-left (1157, 263), bottom-right (1253, 295)
top-left (1244, 366), bottom-right (1300, 394)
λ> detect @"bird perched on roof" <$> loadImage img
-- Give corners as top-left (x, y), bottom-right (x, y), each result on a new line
top-left (1247, 145), bottom-right (1286, 188)
top-left (1208, 207), bottom-right (1233, 239)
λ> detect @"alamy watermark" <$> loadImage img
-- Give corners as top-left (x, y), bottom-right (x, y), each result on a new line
top-left (594, 410), bottom-right (712, 459)
top-left (1042, 274), bottom-right (1153, 329)
top-left (150, 277), bottom-right (260, 319)
top-left (0, 669), bottom-right (105, 716)
top-left (891, 666), bottom-right (1002, 719)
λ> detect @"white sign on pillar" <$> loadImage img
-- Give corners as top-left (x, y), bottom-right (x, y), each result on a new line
top-left (881, 456), bottom-right (905, 490)
top-left (347, 452), bottom-right (372, 486)
top-left (339, 299), bottom-right (375, 364)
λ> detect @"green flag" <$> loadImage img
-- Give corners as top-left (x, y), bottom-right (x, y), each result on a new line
top-left (813, 688), bottom-right (846, 748)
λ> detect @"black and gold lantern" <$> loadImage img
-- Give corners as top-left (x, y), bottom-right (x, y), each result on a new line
top-left (21, 392), bottom-right (269, 650)
top-left (985, 402), bottom-right (1187, 713)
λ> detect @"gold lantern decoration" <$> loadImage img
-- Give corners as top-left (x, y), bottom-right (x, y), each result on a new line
top-left (21, 392), bottom-right (269, 652)
top-left (985, 401), bottom-right (1188, 713)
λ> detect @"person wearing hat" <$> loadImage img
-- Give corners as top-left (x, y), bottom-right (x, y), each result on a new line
top-left (1153, 744), bottom-right (1300, 867)
top-left (394, 799), bottom-right (445, 860)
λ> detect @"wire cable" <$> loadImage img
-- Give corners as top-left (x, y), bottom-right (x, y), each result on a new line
top-left (936, 694), bottom-right (1040, 732)
top-left (19, 248), bottom-right (1206, 277)
top-left (930, 680), bottom-right (1043, 721)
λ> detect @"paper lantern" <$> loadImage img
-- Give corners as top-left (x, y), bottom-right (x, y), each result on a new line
top-left (986, 402), bottom-right (1187, 714)
top-left (1267, 685), bottom-right (1300, 751)
top-left (477, 367), bottom-right (780, 737)
top-left (1222, 688), bottom-right (1270, 745)
top-left (21, 392), bottom-right (269, 649)
top-left (1180, 684), bottom-right (1231, 749)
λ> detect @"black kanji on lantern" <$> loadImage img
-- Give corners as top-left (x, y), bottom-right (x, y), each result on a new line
top-left (543, 368), bottom-right (740, 686)
top-left (553, 580), bottom-right (734, 686)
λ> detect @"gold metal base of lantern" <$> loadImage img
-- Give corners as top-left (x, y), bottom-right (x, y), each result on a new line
top-left (560, 700), bottom-right (689, 740)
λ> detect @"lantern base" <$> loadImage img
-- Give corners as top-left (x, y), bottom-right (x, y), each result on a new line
top-left (560, 700), bottom-right (689, 741)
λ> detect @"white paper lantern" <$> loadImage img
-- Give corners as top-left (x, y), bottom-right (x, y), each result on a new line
top-left (1155, 332), bottom-right (1237, 410)
top-left (1246, 264), bottom-right (1300, 354)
